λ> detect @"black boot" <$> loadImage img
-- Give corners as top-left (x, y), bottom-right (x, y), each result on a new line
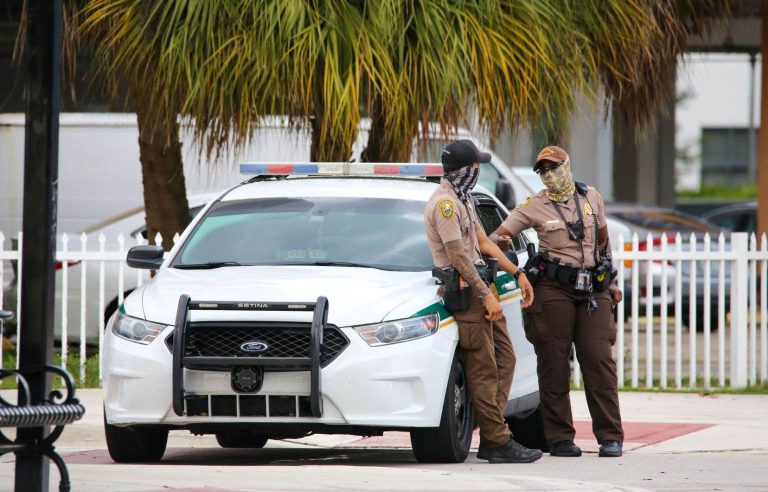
top-left (599, 440), bottom-right (623, 457)
top-left (486, 439), bottom-right (543, 464)
top-left (549, 440), bottom-right (582, 457)
top-left (476, 441), bottom-right (491, 460)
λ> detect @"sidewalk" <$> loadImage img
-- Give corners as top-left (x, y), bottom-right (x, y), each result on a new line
top-left (2, 389), bottom-right (767, 491)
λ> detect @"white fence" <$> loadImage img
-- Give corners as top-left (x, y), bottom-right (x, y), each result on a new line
top-left (1, 230), bottom-right (767, 390)
top-left (0, 231), bottom-right (174, 383)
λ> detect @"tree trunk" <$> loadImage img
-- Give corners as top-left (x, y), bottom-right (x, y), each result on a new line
top-left (309, 113), bottom-right (353, 162)
top-left (758, 5), bottom-right (768, 240)
top-left (361, 95), bottom-right (414, 163)
top-left (136, 104), bottom-right (190, 251)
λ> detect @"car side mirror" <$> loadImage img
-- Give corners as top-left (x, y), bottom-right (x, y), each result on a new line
top-left (504, 249), bottom-right (519, 266)
top-left (126, 245), bottom-right (165, 269)
top-left (495, 179), bottom-right (516, 210)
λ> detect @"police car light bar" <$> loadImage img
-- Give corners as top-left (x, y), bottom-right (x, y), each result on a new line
top-left (239, 162), bottom-right (444, 177)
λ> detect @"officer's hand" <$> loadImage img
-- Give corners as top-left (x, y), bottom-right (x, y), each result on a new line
top-left (489, 232), bottom-right (512, 250)
top-left (518, 273), bottom-right (534, 308)
top-left (483, 292), bottom-right (504, 321)
top-left (608, 283), bottom-right (623, 305)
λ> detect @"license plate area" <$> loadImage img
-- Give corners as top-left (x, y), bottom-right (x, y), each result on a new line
top-left (231, 366), bottom-right (264, 393)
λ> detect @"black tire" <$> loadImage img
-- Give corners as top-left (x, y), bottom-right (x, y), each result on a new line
top-left (507, 405), bottom-right (548, 452)
top-left (215, 431), bottom-right (269, 449)
top-left (104, 414), bottom-right (168, 463)
top-left (682, 304), bottom-right (723, 333)
top-left (410, 353), bottom-right (473, 463)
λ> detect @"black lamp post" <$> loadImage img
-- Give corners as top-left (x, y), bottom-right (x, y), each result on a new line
top-left (15, 1), bottom-right (62, 490)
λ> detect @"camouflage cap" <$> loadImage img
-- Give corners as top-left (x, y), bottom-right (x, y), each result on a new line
top-left (533, 146), bottom-right (570, 172)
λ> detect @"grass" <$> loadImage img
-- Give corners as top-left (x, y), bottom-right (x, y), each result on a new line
top-left (1, 350), bottom-right (100, 390)
top-left (677, 184), bottom-right (757, 201)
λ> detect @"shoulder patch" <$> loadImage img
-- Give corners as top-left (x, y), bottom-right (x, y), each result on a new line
top-left (438, 199), bottom-right (455, 219)
top-left (515, 196), bottom-right (532, 209)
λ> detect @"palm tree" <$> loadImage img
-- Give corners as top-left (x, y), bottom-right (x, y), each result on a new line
top-left (79, 1), bottom-right (391, 246)
top-left (362, 0), bottom-right (730, 161)
top-left (80, 1), bottom-right (191, 250)
top-left (78, 0), bottom-right (729, 245)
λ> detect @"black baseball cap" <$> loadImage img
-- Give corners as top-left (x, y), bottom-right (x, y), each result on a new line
top-left (441, 139), bottom-right (492, 172)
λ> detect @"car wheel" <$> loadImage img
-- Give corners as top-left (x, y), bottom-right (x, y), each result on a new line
top-left (215, 431), bottom-right (269, 448)
top-left (409, 353), bottom-right (473, 463)
top-left (506, 405), bottom-right (548, 452)
top-left (104, 413), bottom-right (168, 463)
top-left (682, 304), bottom-right (723, 332)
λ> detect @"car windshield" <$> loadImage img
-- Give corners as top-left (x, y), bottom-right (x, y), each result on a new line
top-left (173, 197), bottom-right (433, 271)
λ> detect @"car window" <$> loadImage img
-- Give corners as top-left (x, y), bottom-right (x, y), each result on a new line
top-left (744, 213), bottom-right (756, 234)
top-left (476, 202), bottom-right (504, 236)
top-left (474, 194), bottom-right (527, 252)
top-left (132, 205), bottom-right (206, 239)
top-left (477, 166), bottom-right (502, 196)
top-left (173, 197), bottom-right (433, 271)
top-left (706, 212), bottom-right (741, 232)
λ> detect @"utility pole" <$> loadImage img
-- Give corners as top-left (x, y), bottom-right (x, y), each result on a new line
top-left (759, 4), bottom-right (768, 241)
top-left (15, 1), bottom-right (62, 490)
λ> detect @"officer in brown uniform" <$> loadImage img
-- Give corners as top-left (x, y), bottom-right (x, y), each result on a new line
top-left (492, 146), bottom-right (624, 458)
top-left (424, 140), bottom-right (541, 464)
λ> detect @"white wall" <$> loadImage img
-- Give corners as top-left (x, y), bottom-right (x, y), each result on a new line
top-left (676, 53), bottom-right (761, 190)
top-left (0, 114), bottom-right (369, 236)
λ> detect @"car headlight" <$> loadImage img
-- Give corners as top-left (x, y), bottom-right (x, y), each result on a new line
top-left (111, 311), bottom-right (167, 344)
top-left (353, 313), bottom-right (439, 347)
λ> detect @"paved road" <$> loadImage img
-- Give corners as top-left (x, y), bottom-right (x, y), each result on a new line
top-left (2, 389), bottom-right (767, 491)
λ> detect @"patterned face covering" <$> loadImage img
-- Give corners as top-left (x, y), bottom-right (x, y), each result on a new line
top-left (443, 165), bottom-right (480, 204)
top-left (540, 159), bottom-right (575, 202)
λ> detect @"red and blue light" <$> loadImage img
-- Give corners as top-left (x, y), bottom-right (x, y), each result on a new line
top-left (240, 162), bottom-right (444, 177)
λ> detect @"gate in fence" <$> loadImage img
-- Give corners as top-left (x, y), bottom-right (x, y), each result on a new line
top-left (1, 230), bottom-right (767, 390)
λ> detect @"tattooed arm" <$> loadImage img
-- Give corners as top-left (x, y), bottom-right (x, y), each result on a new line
top-left (444, 239), bottom-right (503, 321)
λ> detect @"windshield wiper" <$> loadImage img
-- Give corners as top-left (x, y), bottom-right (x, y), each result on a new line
top-left (308, 261), bottom-right (398, 271)
top-left (174, 261), bottom-right (244, 269)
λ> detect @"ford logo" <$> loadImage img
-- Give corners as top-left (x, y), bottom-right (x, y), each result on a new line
top-left (240, 341), bottom-right (269, 353)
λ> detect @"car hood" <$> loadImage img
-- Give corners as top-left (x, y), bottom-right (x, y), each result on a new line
top-left (137, 265), bottom-right (435, 327)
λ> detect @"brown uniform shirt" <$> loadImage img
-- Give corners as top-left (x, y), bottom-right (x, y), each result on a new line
top-left (500, 186), bottom-right (606, 269)
top-left (424, 180), bottom-right (482, 268)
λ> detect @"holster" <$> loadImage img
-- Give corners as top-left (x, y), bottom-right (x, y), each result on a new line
top-left (432, 267), bottom-right (472, 313)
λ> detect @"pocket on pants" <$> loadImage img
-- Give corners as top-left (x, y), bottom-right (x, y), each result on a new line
top-left (523, 304), bottom-right (542, 344)
top-left (457, 320), bottom-right (484, 351)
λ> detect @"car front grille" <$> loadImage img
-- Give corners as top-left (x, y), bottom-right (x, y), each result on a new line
top-left (166, 322), bottom-right (349, 368)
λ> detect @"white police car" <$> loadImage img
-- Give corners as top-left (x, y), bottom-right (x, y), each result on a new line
top-left (103, 163), bottom-right (544, 463)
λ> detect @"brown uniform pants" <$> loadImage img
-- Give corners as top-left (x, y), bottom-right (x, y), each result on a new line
top-left (524, 277), bottom-right (624, 445)
top-left (452, 295), bottom-right (516, 447)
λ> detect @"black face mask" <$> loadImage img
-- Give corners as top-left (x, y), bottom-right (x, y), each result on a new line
top-left (443, 166), bottom-right (479, 204)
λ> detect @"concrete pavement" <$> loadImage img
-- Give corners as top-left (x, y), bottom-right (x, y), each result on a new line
top-left (1, 389), bottom-right (767, 491)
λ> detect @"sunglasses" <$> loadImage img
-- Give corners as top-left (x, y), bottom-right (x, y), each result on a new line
top-left (535, 160), bottom-right (565, 176)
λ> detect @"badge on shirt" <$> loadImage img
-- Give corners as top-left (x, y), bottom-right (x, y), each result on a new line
top-left (584, 202), bottom-right (593, 215)
top-left (439, 199), bottom-right (455, 219)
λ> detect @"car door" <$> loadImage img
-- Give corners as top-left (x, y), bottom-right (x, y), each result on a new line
top-left (473, 193), bottom-right (538, 400)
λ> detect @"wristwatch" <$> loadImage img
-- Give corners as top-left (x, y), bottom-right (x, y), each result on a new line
top-left (512, 270), bottom-right (522, 280)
